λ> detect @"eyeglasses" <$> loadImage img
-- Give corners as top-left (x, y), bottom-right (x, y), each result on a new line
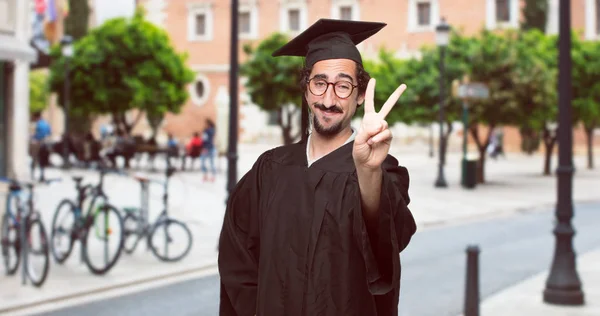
top-left (307, 78), bottom-right (358, 99)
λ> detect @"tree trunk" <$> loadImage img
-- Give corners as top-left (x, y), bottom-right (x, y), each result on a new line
top-left (469, 124), bottom-right (495, 184)
top-left (542, 127), bottom-right (558, 175)
top-left (585, 125), bottom-right (595, 169)
top-left (441, 122), bottom-right (453, 166)
top-left (278, 106), bottom-right (300, 145)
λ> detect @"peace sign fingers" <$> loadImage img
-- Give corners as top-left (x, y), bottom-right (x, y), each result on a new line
top-left (364, 78), bottom-right (376, 114)
top-left (363, 78), bottom-right (407, 119)
top-left (379, 84), bottom-right (407, 119)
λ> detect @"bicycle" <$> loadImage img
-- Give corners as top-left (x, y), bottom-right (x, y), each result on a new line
top-left (1, 177), bottom-right (57, 287)
top-left (122, 167), bottom-right (193, 262)
top-left (49, 167), bottom-right (125, 275)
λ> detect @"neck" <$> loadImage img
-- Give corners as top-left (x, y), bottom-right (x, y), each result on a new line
top-left (309, 126), bottom-right (353, 161)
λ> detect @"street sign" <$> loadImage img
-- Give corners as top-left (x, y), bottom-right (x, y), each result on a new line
top-left (458, 83), bottom-right (489, 100)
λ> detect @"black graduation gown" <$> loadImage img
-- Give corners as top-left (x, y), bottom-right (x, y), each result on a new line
top-left (218, 140), bottom-right (417, 316)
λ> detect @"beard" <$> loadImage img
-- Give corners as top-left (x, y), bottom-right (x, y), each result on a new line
top-left (311, 103), bottom-right (348, 138)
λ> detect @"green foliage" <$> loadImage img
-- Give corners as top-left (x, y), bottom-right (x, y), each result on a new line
top-left (521, 0), bottom-right (548, 31)
top-left (458, 29), bottom-right (521, 128)
top-left (512, 29), bottom-right (558, 153)
top-left (64, 0), bottom-right (90, 40)
top-left (240, 33), bottom-right (304, 112)
top-left (572, 36), bottom-right (600, 130)
top-left (29, 70), bottom-right (50, 116)
top-left (48, 8), bottom-right (194, 133)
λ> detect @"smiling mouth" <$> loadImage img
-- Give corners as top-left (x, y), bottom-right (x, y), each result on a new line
top-left (318, 108), bottom-right (342, 116)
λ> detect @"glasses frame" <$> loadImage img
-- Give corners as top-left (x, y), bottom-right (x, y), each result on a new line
top-left (307, 77), bottom-right (358, 99)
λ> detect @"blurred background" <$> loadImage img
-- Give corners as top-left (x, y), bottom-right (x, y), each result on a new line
top-left (0, 0), bottom-right (599, 315)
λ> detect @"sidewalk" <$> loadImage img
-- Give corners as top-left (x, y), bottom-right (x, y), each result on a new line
top-left (478, 247), bottom-right (600, 316)
top-left (1, 142), bottom-right (599, 313)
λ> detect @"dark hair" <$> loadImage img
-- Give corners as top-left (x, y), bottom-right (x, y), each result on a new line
top-left (300, 61), bottom-right (371, 104)
top-left (206, 118), bottom-right (215, 128)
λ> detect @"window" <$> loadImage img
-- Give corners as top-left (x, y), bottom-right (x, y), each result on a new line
top-left (288, 9), bottom-right (300, 31)
top-left (340, 6), bottom-right (352, 20)
top-left (239, 12), bottom-right (250, 34)
top-left (195, 14), bottom-right (206, 36)
top-left (239, 2), bottom-right (259, 39)
top-left (187, 3), bottom-right (213, 41)
top-left (189, 74), bottom-right (211, 107)
top-left (496, 0), bottom-right (510, 23)
top-left (417, 2), bottom-right (431, 26)
top-left (331, 0), bottom-right (360, 21)
top-left (280, 0), bottom-right (308, 34)
top-left (408, 0), bottom-right (438, 32)
top-left (486, 0), bottom-right (517, 29)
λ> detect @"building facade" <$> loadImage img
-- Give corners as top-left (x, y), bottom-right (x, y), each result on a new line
top-left (0, 0), bottom-right (37, 179)
top-left (139, 0), bottom-right (600, 151)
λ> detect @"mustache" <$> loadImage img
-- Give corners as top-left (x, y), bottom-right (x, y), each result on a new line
top-left (313, 103), bottom-right (343, 113)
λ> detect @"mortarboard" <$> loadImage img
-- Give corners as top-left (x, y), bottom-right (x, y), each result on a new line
top-left (272, 18), bottom-right (386, 68)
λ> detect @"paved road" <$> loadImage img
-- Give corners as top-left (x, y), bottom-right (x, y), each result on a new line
top-left (40, 202), bottom-right (600, 316)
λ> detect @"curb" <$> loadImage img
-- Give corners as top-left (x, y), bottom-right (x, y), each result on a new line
top-left (0, 261), bottom-right (218, 315)
top-left (416, 199), bottom-right (600, 232)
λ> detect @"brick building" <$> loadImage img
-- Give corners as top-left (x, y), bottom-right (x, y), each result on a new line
top-left (127, 0), bottom-right (600, 152)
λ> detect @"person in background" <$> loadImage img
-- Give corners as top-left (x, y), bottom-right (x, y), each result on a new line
top-left (184, 132), bottom-right (203, 170)
top-left (200, 119), bottom-right (217, 182)
top-left (29, 112), bottom-right (52, 181)
top-left (166, 133), bottom-right (180, 168)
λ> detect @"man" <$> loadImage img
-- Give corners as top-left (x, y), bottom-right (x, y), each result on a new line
top-left (218, 19), bottom-right (417, 316)
top-left (30, 112), bottom-right (52, 181)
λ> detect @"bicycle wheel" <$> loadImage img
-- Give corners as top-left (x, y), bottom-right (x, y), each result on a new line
top-left (1, 213), bottom-right (20, 275)
top-left (122, 213), bottom-right (142, 254)
top-left (82, 204), bottom-right (124, 275)
top-left (26, 217), bottom-right (50, 287)
top-left (50, 199), bottom-right (77, 263)
top-left (149, 219), bottom-right (193, 262)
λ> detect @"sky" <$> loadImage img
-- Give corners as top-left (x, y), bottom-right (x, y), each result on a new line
top-left (94, 0), bottom-right (136, 25)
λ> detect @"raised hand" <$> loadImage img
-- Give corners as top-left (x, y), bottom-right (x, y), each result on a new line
top-left (353, 78), bottom-right (407, 170)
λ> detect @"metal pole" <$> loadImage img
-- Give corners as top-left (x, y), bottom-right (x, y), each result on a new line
top-left (226, 0), bottom-right (239, 202)
top-left (461, 101), bottom-right (468, 186)
top-left (62, 59), bottom-right (70, 169)
top-left (434, 46), bottom-right (447, 188)
top-left (464, 245), bottom-right (480, 316)
top-left (543, 0), bottom-right (584, 305)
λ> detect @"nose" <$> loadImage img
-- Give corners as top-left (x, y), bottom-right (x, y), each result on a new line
top-left (323, 84), bottom-right (338, 107)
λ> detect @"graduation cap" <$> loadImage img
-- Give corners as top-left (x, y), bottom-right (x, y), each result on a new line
top-left (272, 19), bottom-right (386, 68)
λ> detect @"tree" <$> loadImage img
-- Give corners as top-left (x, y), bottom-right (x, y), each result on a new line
top-left (48, 8), bottom-right (194, 135)
top-left (455, 29), bottom-right (521, 183)
top-left (521, 0), bottom-right (548, 31)
top-left (64, 0), bottom-right (90, 41)
top-left (572, 37), bottom-right (600, 169)
top-left (519, 0), bottom-right (551, 161)
top-left (512, 29), bottom-right (558, 175)
top-left (241, 33), bottom-right (304, 145)
top-left (60, 0), bottom-right (92, 134)
top-left (364, 32), bottom-right (472, 160)
top-left (29, 70), bottom-right (50, 117)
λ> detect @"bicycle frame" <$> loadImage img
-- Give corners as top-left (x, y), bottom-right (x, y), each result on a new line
top-left (4, 182), bottom-right (42, 285)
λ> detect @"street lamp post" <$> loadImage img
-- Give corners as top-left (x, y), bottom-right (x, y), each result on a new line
top-left (434, 18), bottom-right (450, 188)
top-left (543, 0), bottom-right (585, 305)
top-left (60, 35), bottom-right (73, 169)
top-left (226, 0), bottom-right (239, 202)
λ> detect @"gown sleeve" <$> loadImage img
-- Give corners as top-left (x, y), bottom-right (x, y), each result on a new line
top-left (218, 153), bottom-right (268, 316)
top-left (352, 156), bottom-right (417, 295)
